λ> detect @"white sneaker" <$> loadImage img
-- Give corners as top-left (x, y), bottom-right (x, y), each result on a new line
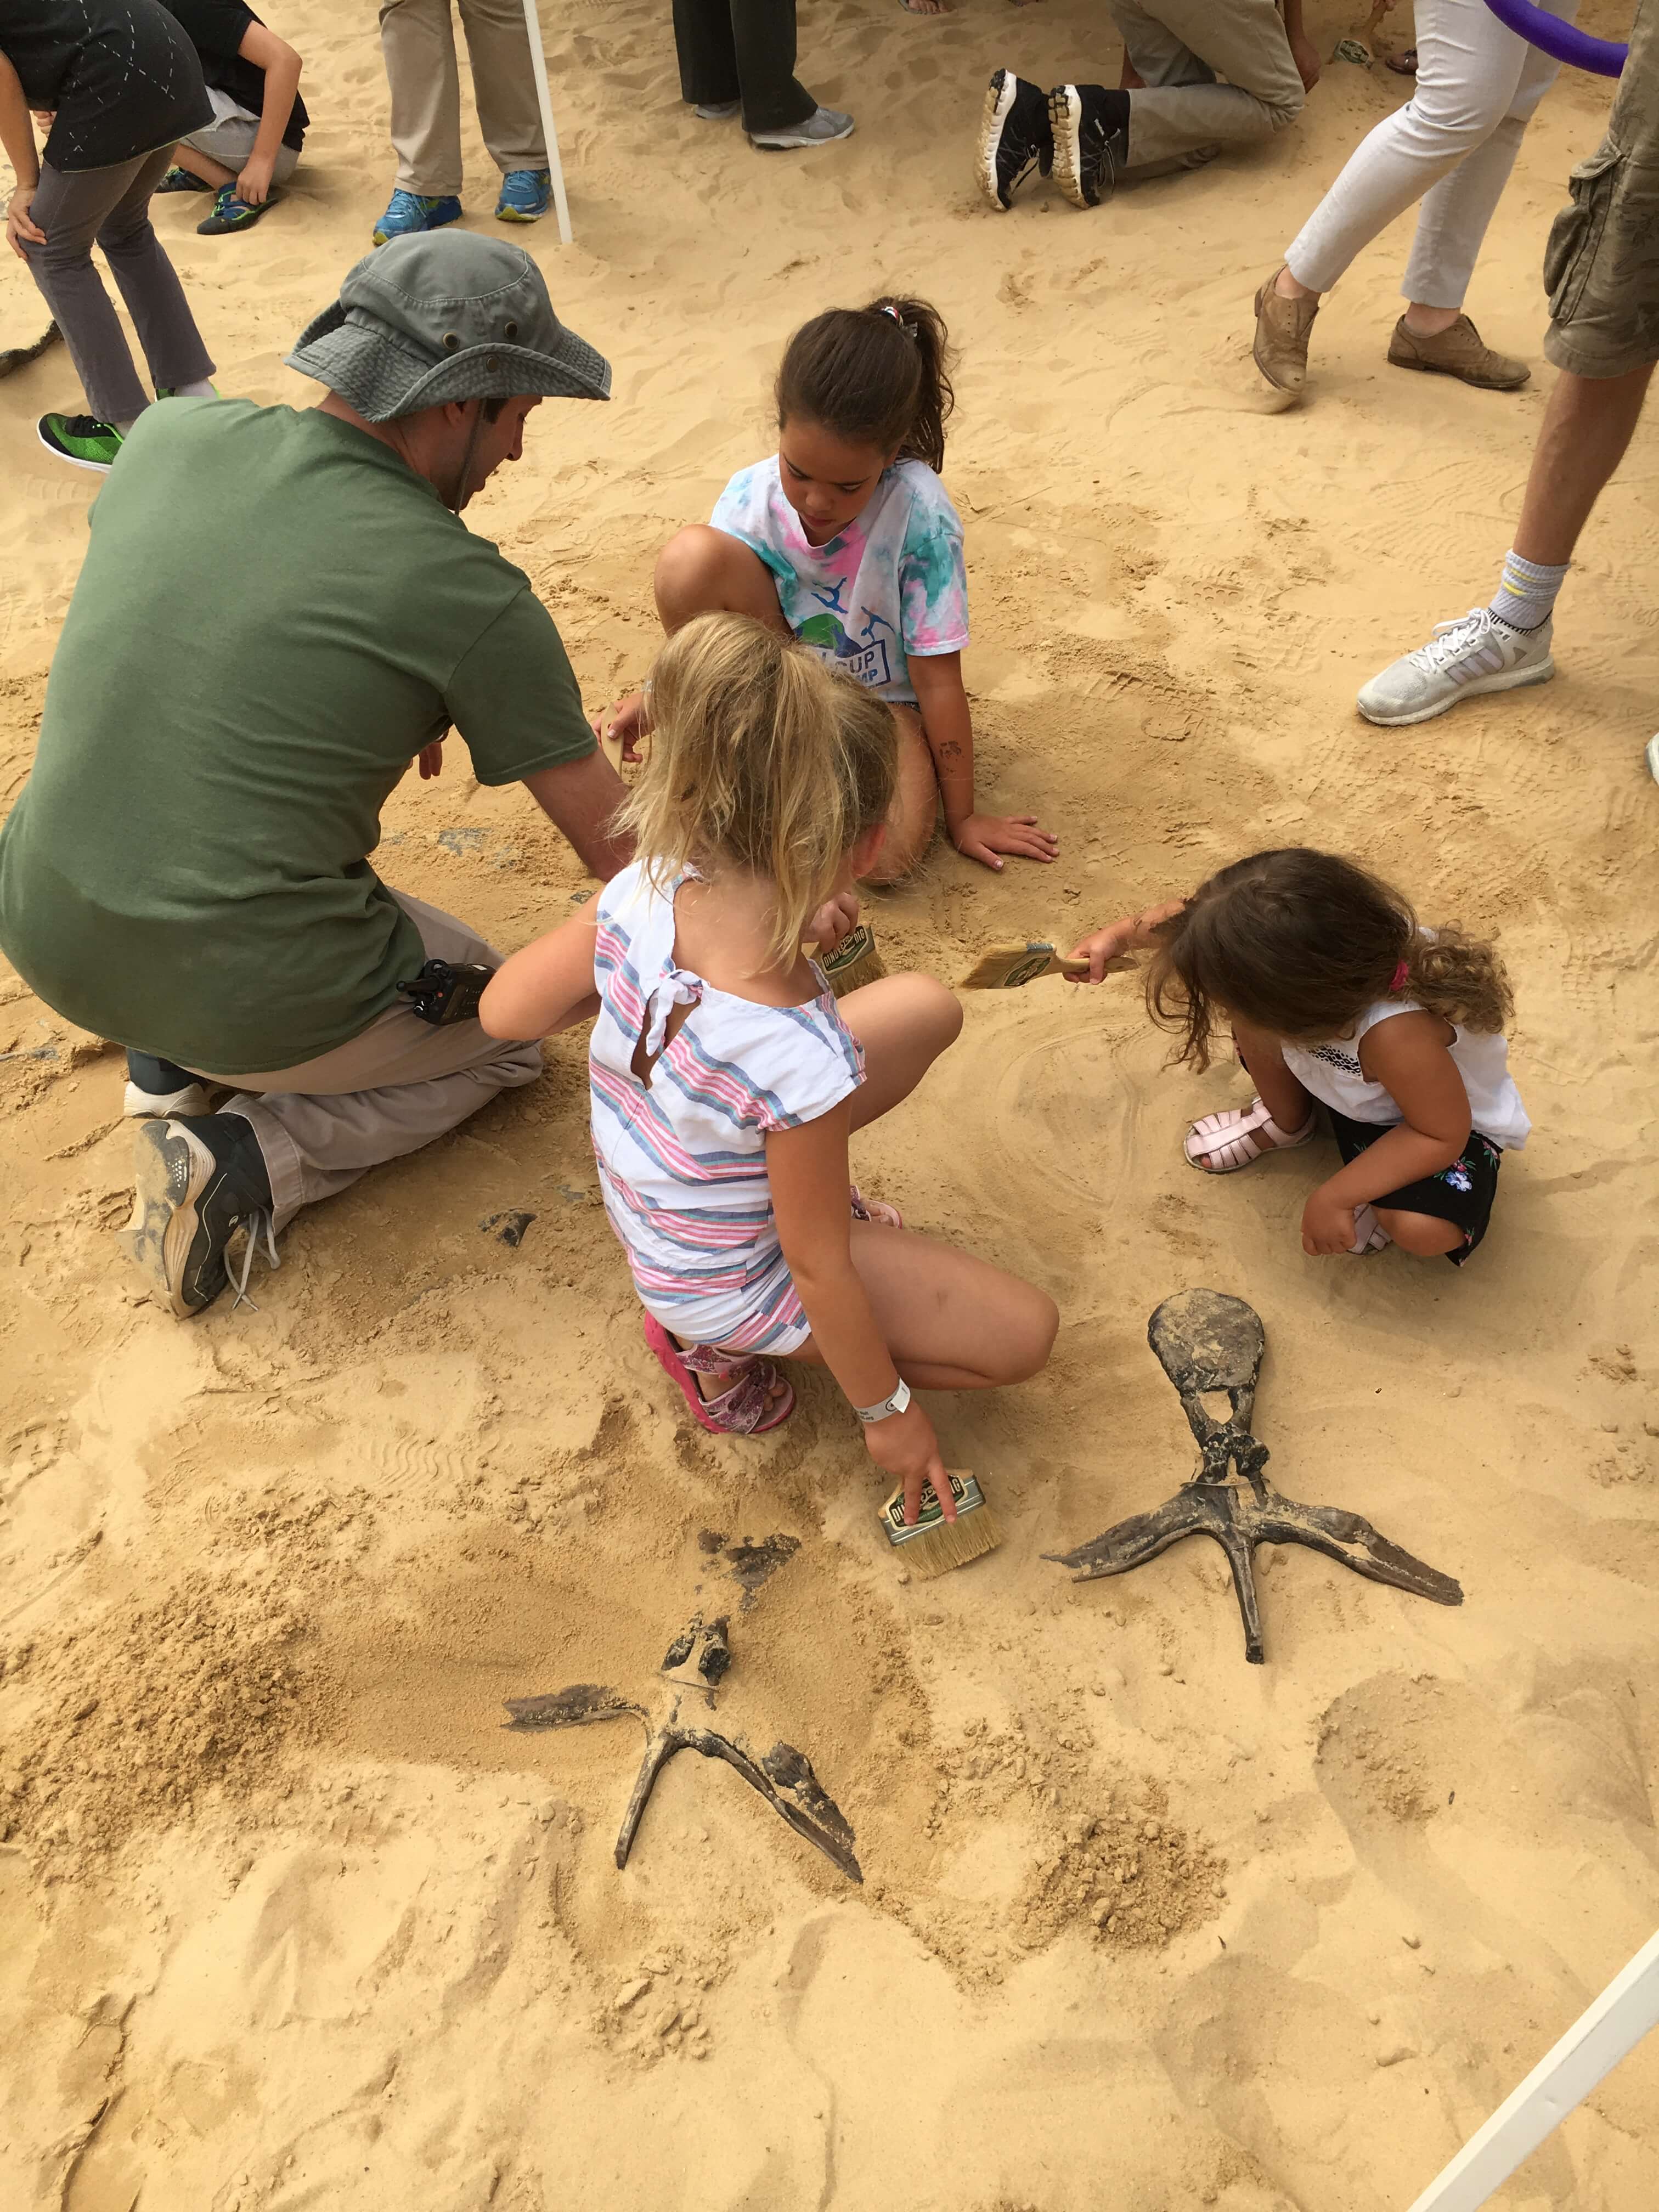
top-left (124, 1078), bottom-right (211, 1119)
top-left (1356, 607), bottom-right (1554, 727)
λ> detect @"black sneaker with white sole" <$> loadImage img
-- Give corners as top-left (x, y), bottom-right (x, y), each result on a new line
top-left (978, 69), bottom-right (1053, 210)
top-left (1049, 83), bottom-right (1130, 210)
top-left (122, 1114), bottom-right (278, 1318)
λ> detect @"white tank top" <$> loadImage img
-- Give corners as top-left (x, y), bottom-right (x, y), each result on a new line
top-left (1282, 999), bottom-right (1530, 1150)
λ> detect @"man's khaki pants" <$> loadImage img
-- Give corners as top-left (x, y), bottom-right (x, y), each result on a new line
top-left (379, 0), bottom-right (547, 196)
top-left (200, 893), bottom-right (543, 1234)
top-left (1112, 0), bottom-right (1304, 173)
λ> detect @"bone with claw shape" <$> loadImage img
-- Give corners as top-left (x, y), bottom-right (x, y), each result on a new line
top-left (1045, 1290), bottom-right (1463, 1664)
top-left (503, 1616), bottom-right (861, 1882)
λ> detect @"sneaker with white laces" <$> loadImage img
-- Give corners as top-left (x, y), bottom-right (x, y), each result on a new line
top-left (977, 69), bottom-right (1052, 210)
top-left (1356, 607), bottom-right (1555, 727)
top-left (122, 1114), bottom-right (278, 1318)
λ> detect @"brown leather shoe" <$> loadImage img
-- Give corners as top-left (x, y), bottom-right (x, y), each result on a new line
top-left (1252, 269), bottom-right (1319, 397)
top-left (1387, 314), bottom-right (1530, 390)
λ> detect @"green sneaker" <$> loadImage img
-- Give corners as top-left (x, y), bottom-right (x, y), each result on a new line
top-left (37, 413), bottom-right (125, 472)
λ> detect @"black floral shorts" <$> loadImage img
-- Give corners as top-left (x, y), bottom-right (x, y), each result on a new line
top-left (1325, 1108), bottom-right (1503, 1267)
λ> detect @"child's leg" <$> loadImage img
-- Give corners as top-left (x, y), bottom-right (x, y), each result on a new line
top-left (793, 1220), bottom-right (1058, 1390)
top-left (1231, 1017), bottom-right (1314, 1137)
top-left (94, 149), bottom-right (215, 397)
top-left (21, 159), bottom-right (157, 426)
top-left (172, 142), bottom-right (238, 189)
top-left (863, 706), bottom-right (938, 885)
top-left (1373, 1207), bottom-right (1465, 1256)
top-left (654, 525), bottom-right (791, 635)
top-left (837, 974), bottom-right (962, 1128)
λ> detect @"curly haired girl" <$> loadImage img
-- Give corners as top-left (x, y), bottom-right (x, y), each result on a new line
top-left (1071, 848), bottom-right (1530, 1264)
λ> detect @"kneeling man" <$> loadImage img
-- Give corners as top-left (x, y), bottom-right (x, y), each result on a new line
top-left (0, 232), bottom-right (628, 1318)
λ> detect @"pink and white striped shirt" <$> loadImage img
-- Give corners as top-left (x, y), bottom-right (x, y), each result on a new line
top-left (589, 861), bottom-right (865, 1355)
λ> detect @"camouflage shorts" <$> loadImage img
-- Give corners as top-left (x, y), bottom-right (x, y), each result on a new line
top-left (1543, 0), bottom-right (1659, 377)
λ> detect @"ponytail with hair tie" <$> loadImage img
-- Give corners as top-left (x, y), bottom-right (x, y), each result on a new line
top-left (776, 295), bottom-right (956, 473)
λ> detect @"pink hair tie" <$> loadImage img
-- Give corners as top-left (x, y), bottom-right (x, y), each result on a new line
top-left (1390, 959), bottom-right (1410, 992)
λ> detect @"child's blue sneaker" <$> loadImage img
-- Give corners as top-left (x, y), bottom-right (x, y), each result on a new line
top-left (494, 168), bottom-right (552, 223)
top-left (372, 190), bottom-right (462, 246)
top-left (198, 184), bottom-right (274, 234)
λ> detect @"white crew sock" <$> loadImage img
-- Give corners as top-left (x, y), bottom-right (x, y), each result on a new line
top-left (1489, 548), bottom-right (1569, 633)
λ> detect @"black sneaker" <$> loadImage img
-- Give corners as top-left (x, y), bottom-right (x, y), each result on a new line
top-left (1049, 83), bottom-right (1130, 209)
top-left (977, 69), bottom-right (1053, 211)
top-left (122, 1114), bottom-right (279, 1318)
top-left (155, 164), bottom-right (213, 192)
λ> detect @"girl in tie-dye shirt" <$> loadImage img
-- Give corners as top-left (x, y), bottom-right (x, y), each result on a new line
top-left (602, 296), bottom-right (1057, 881)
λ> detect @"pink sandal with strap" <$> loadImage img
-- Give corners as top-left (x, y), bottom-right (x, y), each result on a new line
top-left (642, 1314), bottom-right (795, 1436)
top-left (849, 1184), bottom-right (903, 1229)
top-left (1184, 1096), bottom-right (1317, 1175)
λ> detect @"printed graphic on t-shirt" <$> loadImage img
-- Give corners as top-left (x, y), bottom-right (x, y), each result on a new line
top-left (794, 585), bottom-right (900, 691)
top-left (1308, 1043), bottom-right (1362, 1075)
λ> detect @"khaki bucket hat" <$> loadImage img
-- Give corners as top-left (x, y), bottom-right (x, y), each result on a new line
top-left (286, 232), bottom-right (610, 421)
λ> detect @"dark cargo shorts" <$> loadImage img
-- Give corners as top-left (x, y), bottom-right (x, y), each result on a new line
top-left (1543, 0), bottom-right (1659, 377)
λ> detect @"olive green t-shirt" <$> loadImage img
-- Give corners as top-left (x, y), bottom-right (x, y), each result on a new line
top-left (0, 399), bottom-right (594, 1075)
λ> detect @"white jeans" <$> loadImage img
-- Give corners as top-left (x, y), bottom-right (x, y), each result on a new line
top-left (1284, 0), bottom-right (1575, 309)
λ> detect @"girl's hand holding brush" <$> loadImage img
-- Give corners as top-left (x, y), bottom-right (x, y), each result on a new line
top-left (863, 1395), bottom-right (953, 1534)
top-left (1067, 897), bottom-right (1189, 982)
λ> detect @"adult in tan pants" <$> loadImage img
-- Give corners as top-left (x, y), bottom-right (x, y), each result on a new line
top-left (978, 0), bottom-right (1319, 213)
top-left (373, 0), bottom-right (552, 243)
top-left (0, 234), bottom-right (628, 1321)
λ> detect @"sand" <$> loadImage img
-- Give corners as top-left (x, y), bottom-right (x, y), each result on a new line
top-left (3, 2), bottom-right (1658, 2205)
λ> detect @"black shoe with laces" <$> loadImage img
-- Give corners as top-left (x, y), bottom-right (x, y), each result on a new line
top-left (1049, 83), bottom-right (1131, 209)
top-left (977, 69), bottom-right (1053, 211)
top-left (123, 1114), bottom-right (279, 1318)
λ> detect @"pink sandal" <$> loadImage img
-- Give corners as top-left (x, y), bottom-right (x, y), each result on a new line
top-left (1184, 1096), bottom-right (1316, 1175)
top-left (642, 1314), bottom-right (795, 1435)
top-left (850, 1184), bottom-right (904, 1229)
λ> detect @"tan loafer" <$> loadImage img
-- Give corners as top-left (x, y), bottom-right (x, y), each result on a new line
top-left (1252, 268), bottom-right (1319, 397)
top-left (1387, 314), bottom-right (1529, 390)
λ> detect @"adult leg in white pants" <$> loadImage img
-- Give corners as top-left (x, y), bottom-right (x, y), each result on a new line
top-left (1252, 0), bottom-right (1575, 400)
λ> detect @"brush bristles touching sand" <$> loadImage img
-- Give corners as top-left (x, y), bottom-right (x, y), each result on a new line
top-left (879, 1472), bottom-right (1002, 1578)
top-left (958, 941), bottom-right (1091, 990)
top-left (821, 923), bottom-right (885, 997)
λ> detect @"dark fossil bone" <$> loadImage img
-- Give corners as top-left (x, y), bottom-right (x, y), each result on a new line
top-left (1045, 1289), bottom-right (1463, 1664)
top-left (503, 1621), bottom-right (860, 1881)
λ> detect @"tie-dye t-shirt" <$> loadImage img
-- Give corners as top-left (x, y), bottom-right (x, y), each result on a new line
top-left (709, 456), bottom-right (969, 706)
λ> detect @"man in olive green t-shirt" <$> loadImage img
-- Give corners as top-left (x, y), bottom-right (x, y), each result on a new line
top-left (0, 233), bottom-right (630, 1318)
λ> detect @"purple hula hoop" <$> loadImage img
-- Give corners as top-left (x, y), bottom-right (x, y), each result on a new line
top-left (1481, 0), bottom-right (1628, 74)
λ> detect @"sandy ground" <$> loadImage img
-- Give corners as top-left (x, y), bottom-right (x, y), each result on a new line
top-left (3, 2), bottom-right (1658, 2207)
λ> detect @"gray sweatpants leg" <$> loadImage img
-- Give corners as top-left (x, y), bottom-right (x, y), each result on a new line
top-left (1109, 0), bottom-right (1304, 173)
top-left (22, 150), bottom-right (215, 425)
top-left (196, 893), bottom-right (543, 1232)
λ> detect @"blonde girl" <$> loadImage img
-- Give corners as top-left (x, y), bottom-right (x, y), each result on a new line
top-left (482, 614), bottom-right (1057, 1525)
top-left (1070, 848), bottom-right (1529, 1263)
top-left (599, 295), bottom-right (1056, 882)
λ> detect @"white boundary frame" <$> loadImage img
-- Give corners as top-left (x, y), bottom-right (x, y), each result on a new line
top-left (1406, 1929), bottom-right (1659, 2212)
top-left (519, 0), bottom-right (574, 246)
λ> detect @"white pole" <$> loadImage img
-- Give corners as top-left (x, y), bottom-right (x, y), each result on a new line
top-left (1406, 1928), bottom-right (1659, 2212)
top-left (519, 0), bottom-right (573, 247)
